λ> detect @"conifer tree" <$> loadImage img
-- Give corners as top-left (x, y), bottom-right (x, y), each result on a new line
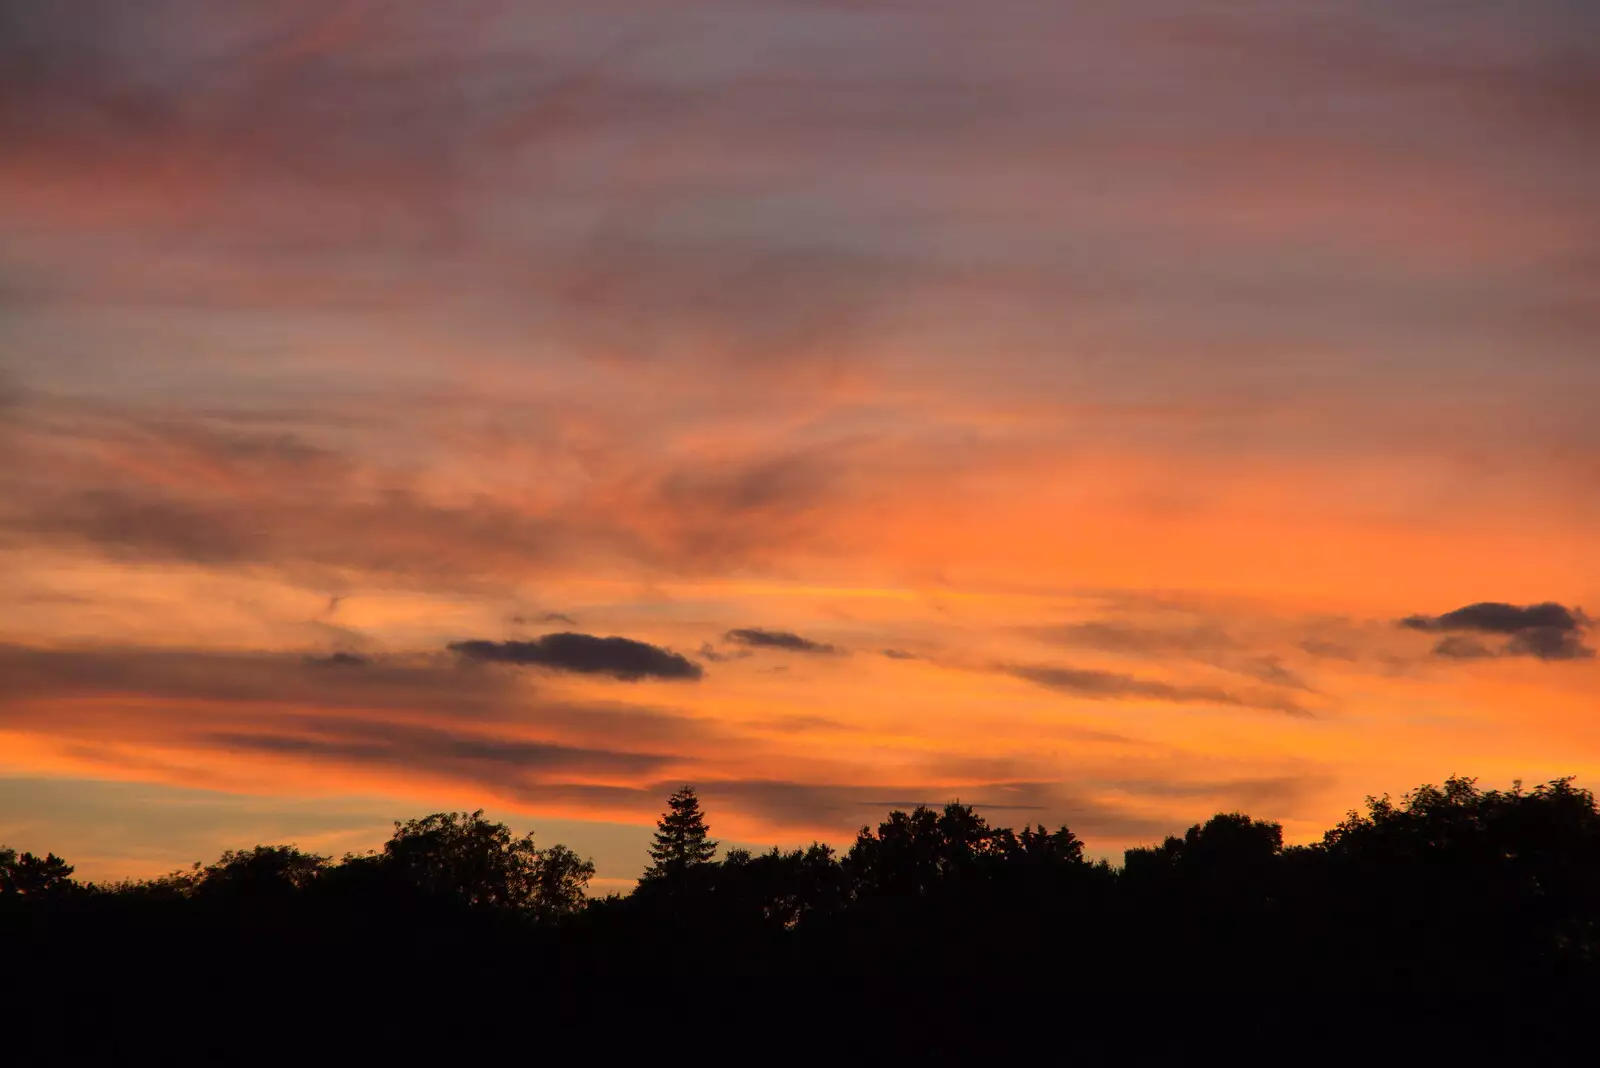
top-left (645, 785), bottom-right (718, 880)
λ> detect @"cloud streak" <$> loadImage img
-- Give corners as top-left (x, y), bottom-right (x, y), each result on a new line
top-left (1006, 664), bottom-right (1310, 717)
top-left (0, 638), bottom-right (1342, 866)
top-left (723, 628), bottom-right (840, 655)
top-left (207, 721), bottom-right (670, 781)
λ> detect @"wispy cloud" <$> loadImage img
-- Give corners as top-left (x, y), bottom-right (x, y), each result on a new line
top-left (1006, 664), bottom-right (1311, 717)
top-left (723, 628), bottom-right (840, 655)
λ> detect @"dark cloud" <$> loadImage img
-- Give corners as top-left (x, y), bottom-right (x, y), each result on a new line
top-left (447, 632), bottom-right (703, 681)
top-left (1400, 601), bottom-right (1594, 661)
top-left (723, 628), bottom-right (839, 655)
top-left (881, 649), bottom-right (918, 660)
top-left (304, 651), bottom-right (368, 668)
top-left (1401, 601), bottom-right (1587, 635)
top-left (1006, 664), bottom-right (1310, 717)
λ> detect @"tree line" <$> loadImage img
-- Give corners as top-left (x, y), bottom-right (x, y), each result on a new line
top-left (5, 775), bottom-right (1599, 1059)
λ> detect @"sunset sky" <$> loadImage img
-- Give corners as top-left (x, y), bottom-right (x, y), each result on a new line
top-left (2, 0), bottom-right (1596, 892)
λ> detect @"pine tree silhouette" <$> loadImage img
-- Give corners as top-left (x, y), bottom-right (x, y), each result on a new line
top-left (645, 785), bottom-right (718, 880)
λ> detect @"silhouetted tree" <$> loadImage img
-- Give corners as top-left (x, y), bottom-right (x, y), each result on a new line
top-left (0, 847), bottom-right (76, 897)
top-left (709, 842), bottom-right (846, 933)
top-left (533, 843), bottom-right (597, 916)
top-left (1311, 775), bottom-right (1600, 982)
top-left (994, 822), bottom-right (1096, 908)
top-left (1013, 823), bottom-right (1086, 865)
top-left (132, 863), bottom-right (205, 899)
top-left (1122, 812), bottom-right (1282, 892)
top-left (1181, 812), bottom-right (1284, 907)
top-left (196, 845), bottom-right (327, 905)
top-left (644, 786), bottom-right (718, 881)
top-left (382, 809), bottom-right (591, 913)
top-left (847, 803), bottom-right (1010, 900)
top-left (7, 772), bottom-right (1600, 1060)
top-left (789, 842), bottom-right (848, 923)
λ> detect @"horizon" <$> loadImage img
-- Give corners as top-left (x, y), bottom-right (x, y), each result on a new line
top-left (2, 0), bottom-right (1597, 891)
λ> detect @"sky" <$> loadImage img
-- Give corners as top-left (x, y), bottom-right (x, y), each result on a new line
top-left (1, 0), bottom-right (1597, 891)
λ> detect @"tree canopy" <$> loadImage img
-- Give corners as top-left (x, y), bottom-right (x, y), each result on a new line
top-left (5, 775), bottom-right (1599, 1059)
top-left (0, 847), bottom-right (75, 897)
